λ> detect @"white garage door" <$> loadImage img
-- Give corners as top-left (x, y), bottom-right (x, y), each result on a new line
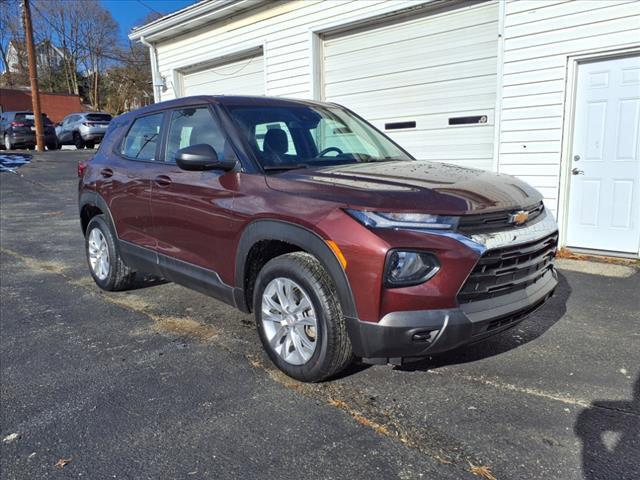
top-left (182, 53), bottom-right (265, 96)
top-left (323, 1), bottom-right (498, 170)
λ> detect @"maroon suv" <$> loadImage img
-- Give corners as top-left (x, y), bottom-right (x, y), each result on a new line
top-left (78, 96), bottom-right (558, 382)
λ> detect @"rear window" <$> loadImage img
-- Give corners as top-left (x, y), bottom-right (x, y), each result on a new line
top-left (14, 112), bottom-right (52, 125)
top-left (86, 114), bottom-right (112, 122)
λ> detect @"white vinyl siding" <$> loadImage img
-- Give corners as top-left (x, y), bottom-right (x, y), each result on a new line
top-left (148, 0), bottom-right (640, 242)
top-left (323, 1), bottom-right (498, 170)
top-left (155, 0), bottom-right (435, 100)
top-left (181, 54), bottom-right (265, 96)
top-left (498, 0), bottom-right (640, 218)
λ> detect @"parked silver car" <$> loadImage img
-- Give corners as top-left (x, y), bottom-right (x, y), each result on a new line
top-left (55, 112), bottom-right (112, 149)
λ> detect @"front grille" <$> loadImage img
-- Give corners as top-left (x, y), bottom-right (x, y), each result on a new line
top-left (458, 202), bottom-right (545, 233)
top-left (470, 294), bottom-right (551, 337)
top-left (458, 231), bottom-right (558, 303)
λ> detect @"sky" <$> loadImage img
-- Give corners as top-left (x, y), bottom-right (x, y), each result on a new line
top-left (100, 0), bottom-right (198, 41)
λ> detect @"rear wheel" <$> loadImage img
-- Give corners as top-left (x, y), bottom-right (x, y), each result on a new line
top-left (4, 134), bottom-right (13, 150)
top-left (85, 215), bottom-right (135, 291)
top-left (74, 132), bottom-right (85, 149)
top-left (47, 141), bottom-right (60, 150)
top-left (85, 141), bottom-right (95, 149)
top-left (254, 252), bottom-right (353, 382)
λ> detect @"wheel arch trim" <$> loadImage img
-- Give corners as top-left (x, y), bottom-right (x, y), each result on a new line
top-left (79, 190), bottom-right (118, 237)
top-left (234, 219), bottom-right (358, 319)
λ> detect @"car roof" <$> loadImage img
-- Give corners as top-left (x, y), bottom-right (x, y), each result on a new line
top-left (120, 95), bottom-right (336, 121)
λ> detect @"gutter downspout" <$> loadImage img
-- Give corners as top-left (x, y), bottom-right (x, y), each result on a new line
top-left (140, 36), bottom-right (161, 102)
top-left (491, 0), bottom-right (506, 174)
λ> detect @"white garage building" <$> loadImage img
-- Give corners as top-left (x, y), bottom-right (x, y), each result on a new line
top-left (129, 0), bottom-right (640, 257)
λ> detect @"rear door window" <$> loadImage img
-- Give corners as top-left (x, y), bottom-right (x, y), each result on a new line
top-left (121, 113), bottom-right (163, 161)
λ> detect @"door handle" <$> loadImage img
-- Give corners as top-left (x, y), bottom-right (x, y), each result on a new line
top-left (154, 174), bottom-right (172, 187)
top-left (100, 168), bottom-right (113, 178)
top-left (571, 168), bottom-right (584, 175)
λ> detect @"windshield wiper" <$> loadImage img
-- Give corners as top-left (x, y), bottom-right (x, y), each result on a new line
top-left (263, 164), bottom-right (310, 172)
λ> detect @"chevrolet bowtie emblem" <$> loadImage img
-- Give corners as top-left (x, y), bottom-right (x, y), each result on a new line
top-left (510, 210), bottom-right (529, 225)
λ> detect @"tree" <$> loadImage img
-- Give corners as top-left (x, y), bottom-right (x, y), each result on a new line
top-left (78, 1), bottom-right (119, 109)
top-left (1, 0), bottom-right (156, 112)
top-left (0, 0), bottom-right (29, 87)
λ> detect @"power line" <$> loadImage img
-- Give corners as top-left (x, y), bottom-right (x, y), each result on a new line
top-left (135, 0), bottom-right (161, 15)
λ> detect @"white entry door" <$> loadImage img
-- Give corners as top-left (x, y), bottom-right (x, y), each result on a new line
top-left (567, 55), bottom-right (640, 254)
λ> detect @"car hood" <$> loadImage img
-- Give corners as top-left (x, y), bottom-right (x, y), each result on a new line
top-left (265, 160), bottom-right (543, 215)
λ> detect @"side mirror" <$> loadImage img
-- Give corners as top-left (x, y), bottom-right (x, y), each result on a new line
top-left (175, 144), bottom-right (236, 171)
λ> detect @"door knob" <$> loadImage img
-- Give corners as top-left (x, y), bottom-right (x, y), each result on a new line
top-left (571, 168), bottom-right (584, 175)
top-left (573, 154), bottom-right (580, 161)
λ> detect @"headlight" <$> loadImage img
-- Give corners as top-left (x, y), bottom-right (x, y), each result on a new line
top-left (384, 250), bottom-right (440, 287)
top-left (345, 209), bottom-right (458, 230)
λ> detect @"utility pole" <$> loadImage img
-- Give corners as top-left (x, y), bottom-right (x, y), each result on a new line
top-left (22, 0), bottom-right (44, 151)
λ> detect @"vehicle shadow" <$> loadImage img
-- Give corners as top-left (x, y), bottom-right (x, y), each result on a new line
top-left (574, 374), bottom-right (640, 480)
top-left (396, 270), bottom-right (571, 372)
top-left (126, 272), bottom-right (170, 291)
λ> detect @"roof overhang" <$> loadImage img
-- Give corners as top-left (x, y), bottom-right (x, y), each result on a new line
top-left (128, 0), bottom-right (268, 43)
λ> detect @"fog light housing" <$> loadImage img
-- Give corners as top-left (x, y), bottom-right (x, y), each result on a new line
top-left (384, 250), bottom-right (440, 287)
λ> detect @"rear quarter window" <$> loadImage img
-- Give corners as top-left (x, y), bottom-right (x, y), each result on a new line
top-left (120, 113), bottom-right (163, 161)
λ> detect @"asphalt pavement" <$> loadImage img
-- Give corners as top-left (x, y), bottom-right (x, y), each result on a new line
top-left (1, 150), bottom-right (638, 480)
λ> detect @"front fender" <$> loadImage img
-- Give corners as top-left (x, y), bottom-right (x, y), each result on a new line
top-left (234, 219), bottom-right (358, 320)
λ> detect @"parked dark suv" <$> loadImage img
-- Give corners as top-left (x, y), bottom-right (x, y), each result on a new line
top-left (0, 111), bottom-right (59, 150)
top-left (78, 96), bottom-right (558, 382)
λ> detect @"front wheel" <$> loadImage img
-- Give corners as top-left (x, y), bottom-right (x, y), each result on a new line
top-left (85, 215), bottom-right (135, 291)
top-left (254, 252), bottom-right (353, 382)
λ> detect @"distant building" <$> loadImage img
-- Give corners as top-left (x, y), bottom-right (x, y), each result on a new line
top-left (2, 39), bottom-right (66, 75)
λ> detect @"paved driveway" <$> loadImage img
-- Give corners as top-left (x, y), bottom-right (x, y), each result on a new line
top-left (1, 150), bottom-right (638, 480)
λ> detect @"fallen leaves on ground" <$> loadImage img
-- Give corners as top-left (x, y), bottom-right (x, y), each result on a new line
top-left (556, 248), bottom-right (638, 266)
top-left (435, 454), bottom-right (452, 465)
top-left (468, 462), bottom-right (497, 480)
top-left (54, 458), bottom-right (71, 469)
top-left (2, 433), bottom-right (19, 444)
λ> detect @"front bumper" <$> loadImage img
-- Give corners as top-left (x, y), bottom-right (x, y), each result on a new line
top-left (345, 210), bottom-right (560, 364)
top-left (346, 268), bottom-right (557, 363)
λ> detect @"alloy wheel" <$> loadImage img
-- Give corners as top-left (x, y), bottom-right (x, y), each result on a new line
top-left (88, 227), bottom-right (110, 280)
top-left (261, 277), bottom-right (318, 365)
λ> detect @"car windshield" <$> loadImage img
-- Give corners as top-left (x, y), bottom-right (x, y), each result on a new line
top-left (227, 104), bottom-right (413, 170)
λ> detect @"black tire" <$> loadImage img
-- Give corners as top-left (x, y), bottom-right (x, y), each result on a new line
top-left (47, 141), bottom-right (60, 150)
top-left (73, 132), bottom-right (85, 149)
top-left (85, 141), bottom-right (95, 149)
top-left (253, 252), bottom-right (353, 382)
top-left (4, 134), bottom-right (13, 150)
top-left (85, 215), bottom-right (135, 291)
